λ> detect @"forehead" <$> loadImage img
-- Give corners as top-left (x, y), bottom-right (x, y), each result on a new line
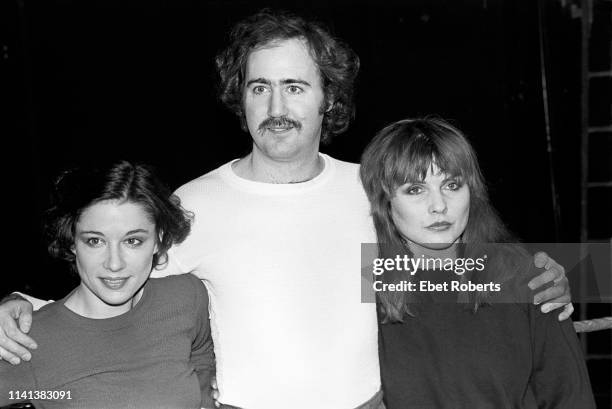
top-left (407, 164), bottom-right (448, 182)
top-left (76, 200), bottom-right (154, 230)
top-left (425, 164), bottom-right (446, 179)
top-left (245, 38), bottom-right (322, 86)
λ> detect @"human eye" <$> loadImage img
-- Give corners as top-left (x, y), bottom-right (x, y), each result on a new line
top-left (445, 179), bottom-right (463, 191)
top-left (286, 85), bottom-right (303, 94)
top-left (404, 184), bottom-right (424, 195)
top-left (124, 237), bottom-right (144, 248)
top-left (252, 85), bottom-right (267, 95)
top-left (84, 237), bottom-right (104, 247)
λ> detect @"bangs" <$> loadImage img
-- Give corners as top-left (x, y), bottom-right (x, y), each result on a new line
top-left (379, 120), bottom-right (479, 194)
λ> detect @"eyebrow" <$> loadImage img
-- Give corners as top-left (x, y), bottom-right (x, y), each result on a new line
top-left (245, 78), bottom-right (311, 87)
top-left (77, 229), bottom-right (151, 236)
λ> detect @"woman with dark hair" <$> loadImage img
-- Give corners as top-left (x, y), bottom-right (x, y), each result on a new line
top-left (360, 118), bottom-right (595, 408)
top-left (0, 161), bottom-right (215, 409)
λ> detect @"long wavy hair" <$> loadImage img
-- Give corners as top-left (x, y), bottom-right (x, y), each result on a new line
top-left (360, 118), bottom-right (527, 322)
top-left (215, 9), bottom-right (360, 144)
top-left (46, 160), bottom-right (192, 270)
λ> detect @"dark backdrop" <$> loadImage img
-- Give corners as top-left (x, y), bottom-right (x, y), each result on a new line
top-left (5, 0), bottom-right (587, 297)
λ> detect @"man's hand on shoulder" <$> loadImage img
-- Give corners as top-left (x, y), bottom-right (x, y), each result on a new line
top-left (528, 252), bottom-right (573, 321)
top-left (0, 294), bottom-right (37, 364)
top-left (211, 376), bottom-right (220, 407)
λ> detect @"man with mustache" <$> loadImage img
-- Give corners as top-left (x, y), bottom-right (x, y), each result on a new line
top-left (0, 9), bottom-right (571, 409)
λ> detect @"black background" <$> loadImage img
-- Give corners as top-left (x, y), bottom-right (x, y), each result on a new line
top-left (5, 0), bottom-right (599, 295)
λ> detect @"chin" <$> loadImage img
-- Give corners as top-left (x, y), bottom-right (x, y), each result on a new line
top-left (421, 242), bottom-right (456, 250)
top-left (98, 291), bottom-right (135, 307)
top-left (416, 233), bottom-right (461, 250)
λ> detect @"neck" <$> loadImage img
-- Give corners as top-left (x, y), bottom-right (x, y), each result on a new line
top-left (64, 284), bottom-right (143, 319)
top-left (233, 150), bottom-right (324, 184)
top-left (407, 241), bottom-right (459, 260)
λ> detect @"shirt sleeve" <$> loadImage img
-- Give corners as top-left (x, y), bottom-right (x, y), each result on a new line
top-left (188, 275), bottom-right (216, 408)
top-left (529, 304), bottom-right (596, 408)
top-left (0, 360), bottom-right (37, 406)
top-left (13, 292), bottom-right (54, 311)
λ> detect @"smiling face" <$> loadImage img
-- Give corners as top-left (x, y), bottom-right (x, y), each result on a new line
top-left (390, 165), bottom-right (470, 251)
top-left (243, 38), bottom-right (326, 162)
top-left (71, 200), bottom-right (158, 318)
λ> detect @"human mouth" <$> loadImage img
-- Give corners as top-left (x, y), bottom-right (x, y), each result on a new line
top-left (100, 277), bottom-right (130, 290)
top-left (265, 126), bottom-right (294, 133)
top-left (425, 221), bottom-right (452, 231)
top-left (258, 117), bottom-right (301, 134)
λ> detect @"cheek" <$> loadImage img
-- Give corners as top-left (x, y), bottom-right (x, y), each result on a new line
top-left (453, 193), bottom-right (471, 231)
top-left (132, 247), bottom-right (157, 272)
top-left (244, 107), bottom-right (258, 128)
top-left (456, 212), bottom-right (469, 234)
top-left (74, 250), bottom-right (99, 278)
top-left (391, 200), bottom-right (420, 234)
top-left (302, 101), bottom-right (325, 123)
top-left (244, 99), bottom-right (257, 115)
top-left (243, 99), bottom-right (264, 126)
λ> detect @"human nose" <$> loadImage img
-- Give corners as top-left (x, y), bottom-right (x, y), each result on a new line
top-left (267, 88), bottom-right (287, 117)
top-left (104, 243), bottom-right (126, 272)
top-left (428, 190), bottom-right (448, 214)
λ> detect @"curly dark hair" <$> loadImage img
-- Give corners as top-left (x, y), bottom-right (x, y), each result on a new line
top-left (46, 160), bottom-right (192, 270)
top-left (215, 9), bottom-right (360, 144)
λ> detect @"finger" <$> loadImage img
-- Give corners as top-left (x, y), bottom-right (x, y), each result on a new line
top-left (558, 303), bottom-right (574, 321)
top-left (552, 269), bottom-right (567, 284)
top-left (533, 251), bottom-right (549, 269)
top-left (212, 390), bottom-right (219, 400)
top-left (554, 277), bottom-right (571, 302)
top-left (211, 377), bottom-right (217, 390)
top-left (0, 322), bottom-right (37, 351)
top-left (528, 268), bottom-right (561, 290)
top-left (541, 256), bottom-right (566, 281)
top-left (540, 302), bottom-right (568, 314)
top-left (0, 345), bottom-right (23, 365)
top-left (539, 291), bottom-right (571, 313)
top-left (10, 329), bottom-right (37, 351)
top-left (550, 276), bottom-right (569, 291)
top-left (533, 284), bottom-right (565, 306)
top-left (0, 328), bottom-right (35, 360)
top-left (18, 313), bottom-right (32, 335)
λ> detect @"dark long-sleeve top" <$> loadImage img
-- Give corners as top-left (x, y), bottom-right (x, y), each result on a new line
top-left (379, 267), bottom-right (595, 409)
top-left (0, 273), bottom-right (215, 409)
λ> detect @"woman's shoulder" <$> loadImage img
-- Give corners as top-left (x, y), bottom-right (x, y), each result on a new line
top-left (483, 244), bottom-right (537, 305)
top-left (32, 298), bottom-right (71, 327)
top-left (148, 274), bottom-right (208, 305)
top-left (149, 272), bottom-right (204, 288)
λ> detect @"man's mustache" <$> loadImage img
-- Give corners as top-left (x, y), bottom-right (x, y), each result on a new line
top-left (258, 116), bottom-right (302, 132)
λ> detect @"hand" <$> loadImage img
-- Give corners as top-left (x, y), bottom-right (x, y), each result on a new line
top-left (528, 252), bottom-right (573, 321)
top-left (0, 296), bottom-right (37, 364)
top-left (211, 376), bottom-right (220, 407)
